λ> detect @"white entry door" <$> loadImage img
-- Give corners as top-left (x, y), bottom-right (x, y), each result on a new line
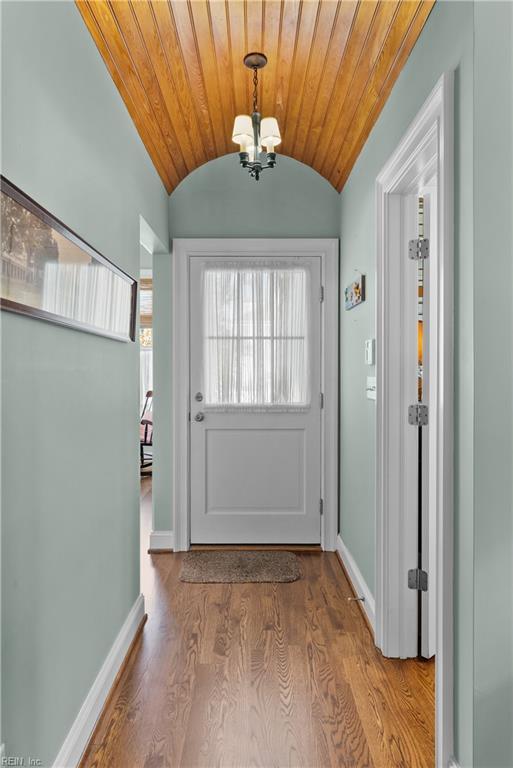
top-left (189, 255), bottom-right (322, 544)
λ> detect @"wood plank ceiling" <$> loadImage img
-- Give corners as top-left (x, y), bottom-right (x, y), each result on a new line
top-left (77, 0), bottom-right (435, 194)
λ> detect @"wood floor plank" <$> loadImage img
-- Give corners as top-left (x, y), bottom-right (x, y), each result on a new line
top-left (80, 487), bottom-right (435, 768)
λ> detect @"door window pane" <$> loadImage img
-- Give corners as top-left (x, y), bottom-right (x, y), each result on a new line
top-left (203, 266), bottom-right (310, 407)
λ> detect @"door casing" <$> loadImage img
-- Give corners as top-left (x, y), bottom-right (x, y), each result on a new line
top-left (375, 73), bottom-right (454, 767)
top-left (171, 238), bottom-right (339, 552)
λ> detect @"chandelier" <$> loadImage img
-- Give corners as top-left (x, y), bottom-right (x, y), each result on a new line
top-left (232, 53), bottom-right (281, 181)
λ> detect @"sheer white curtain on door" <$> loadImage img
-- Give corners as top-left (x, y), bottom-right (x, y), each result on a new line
top-left (203, 265), bottom-right (310, 409)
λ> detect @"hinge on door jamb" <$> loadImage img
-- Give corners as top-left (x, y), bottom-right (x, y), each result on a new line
top-left (320, 392), bottom-right (324, 409)
top-left (408, 238), bottom-right (429, 260)
top-left (320, 285), bottom-right (325, 303)
top-left (319, 498), bottom-right (324, 516)
top-left (408, 568), bottom-right (428, 591)
top-left (408, 404), bottom-right (428, 426)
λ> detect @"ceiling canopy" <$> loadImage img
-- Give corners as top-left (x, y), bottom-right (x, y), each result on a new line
top-left (77, 0), bottom-right (435, 194)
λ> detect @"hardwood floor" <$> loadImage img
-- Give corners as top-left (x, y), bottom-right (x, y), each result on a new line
top-left (80, 480), bottom-right (434, 768)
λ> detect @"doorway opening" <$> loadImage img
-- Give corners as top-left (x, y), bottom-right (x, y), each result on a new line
top-left (139, 239), bottom-right (153, 585)
top-left (138, 216), bottom-right (167, 580)
top-left (376, 73), bottom-right (454, 767)
top-left (171, 238), bottom-right (339, 552)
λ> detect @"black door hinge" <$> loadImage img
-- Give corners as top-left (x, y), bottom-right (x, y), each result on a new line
top-left (408, 568), bottom-right (428, 591)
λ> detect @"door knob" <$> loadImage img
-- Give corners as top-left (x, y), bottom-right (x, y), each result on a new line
top-left (194, 412), bottom-right (205, 422)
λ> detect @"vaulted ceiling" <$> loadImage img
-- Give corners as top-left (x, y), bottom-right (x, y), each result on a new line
top-left (77, 0), bottom-right (434, 194)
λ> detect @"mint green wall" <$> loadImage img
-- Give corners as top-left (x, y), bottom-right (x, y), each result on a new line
top-left (473, 4), bottom-right (513, 766)
top-left (168, 154), bottom-right (340, 239)
top-left (337, 3), bottom-right (474, 765)
top-left (151, 154), bottom-right (339, 532)
top-left (0, 2), bottom-right (168, 765)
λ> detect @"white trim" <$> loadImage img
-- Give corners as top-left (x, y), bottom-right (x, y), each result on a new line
top-left (447, 759), bottom-right (461, 768)
top-left (148, 530), bottom-right (174, 551)
top-left (139, 214), bottom-right (167, 256)
top-left (171, 238), bottom-right (339, 552)
top-left (375, 72), bottom-right (454, 768)
top-left (321, 245), bottom-right (340, 551)
top-left (52, 594), bottom-right (145, 768)
top-left (172, 241), bottom-right (190, 552)
top-left (336, 535), bottom-right (375, 631)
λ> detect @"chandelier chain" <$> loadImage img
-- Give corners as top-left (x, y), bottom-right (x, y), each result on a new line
top-left (252, 67), bottom-right (258, 112)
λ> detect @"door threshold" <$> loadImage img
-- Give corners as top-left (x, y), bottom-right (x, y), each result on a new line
top-left (190, 543), bottom-right (322, 553)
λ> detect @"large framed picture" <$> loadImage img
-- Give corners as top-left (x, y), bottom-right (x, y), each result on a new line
top-left (1, 176), bottom-right (137, 341)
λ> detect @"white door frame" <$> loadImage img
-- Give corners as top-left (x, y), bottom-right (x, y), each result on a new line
top-left (376, 72), bottom-right (454, 767)
top-left (171, 238), bottom-right (339, 553)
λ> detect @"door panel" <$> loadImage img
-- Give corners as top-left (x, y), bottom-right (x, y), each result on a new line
top-left (206, 428), bottom-right (304, 512)
top-left (190, 256), bottom-right (321, 544)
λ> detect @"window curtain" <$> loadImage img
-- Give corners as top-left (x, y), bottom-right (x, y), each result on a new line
top-left (203, 265), bottom-right (310, 408)
top-left (140, 348), bottom-right (153, 411)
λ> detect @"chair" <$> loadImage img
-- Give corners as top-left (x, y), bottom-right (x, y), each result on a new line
top-left (140, 390), bottom-right (153, 474)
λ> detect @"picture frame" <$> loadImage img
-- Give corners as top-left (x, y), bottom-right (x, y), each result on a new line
top-left (1, 176), bottom-right (137, 341)
top-left (344, 273), bottom-right (366, 310)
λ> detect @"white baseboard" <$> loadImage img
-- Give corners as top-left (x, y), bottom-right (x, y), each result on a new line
top-left (149, 530), bottom-right (174, 551)
top-left (53, 594), bottom-right (145, 768)
top-left (448, 759), bottom-right (461, 768)
top-left (336, 534), bottom-right (376, 632)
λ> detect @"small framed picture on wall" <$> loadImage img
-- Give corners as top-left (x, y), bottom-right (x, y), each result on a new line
top-left (344, 273), bottom-right (366, 310)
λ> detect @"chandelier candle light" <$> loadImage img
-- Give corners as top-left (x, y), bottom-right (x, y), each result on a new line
top-left (232, 53), bottom-right (281, 180)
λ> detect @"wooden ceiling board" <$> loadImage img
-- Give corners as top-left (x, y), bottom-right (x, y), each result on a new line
top-left (290, 0), bottom-right (347, 161)
top-left (188, 0), bottom-right (234, 156)
top-left (77, 0), bottom-right (435, 193)
top-left (169, 0), bottom-right (221, 158)
top-left (131, 1), bottom-right (200, 171)
top-left (272, 0), bottom-right (301, 130)
top-left (336, 0), bottom-right (435, 189)
top-left (260, 1), bottom-right (281, 118)
top-left (112, 1), bottom-right (190, 177)
top-left (311, 0), bottom-right (380, 174)
top-left (226, 1), bottom-right (249, 117)
top-left (279, 0), bottom-right (320, 154)
top-left (80, 2), bottom-right (177, 191)
top-left (318, 0), bottom-right (403, 180)
top-left (150, 1), bottom-right (210, 166)
top-left (299, 0), bottom-right (357, 166)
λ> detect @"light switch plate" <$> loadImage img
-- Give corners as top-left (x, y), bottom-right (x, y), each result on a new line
top-left (366, 376), bottom-right (376, 400)
top-left (365, 338), bottom-right (375, 365)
